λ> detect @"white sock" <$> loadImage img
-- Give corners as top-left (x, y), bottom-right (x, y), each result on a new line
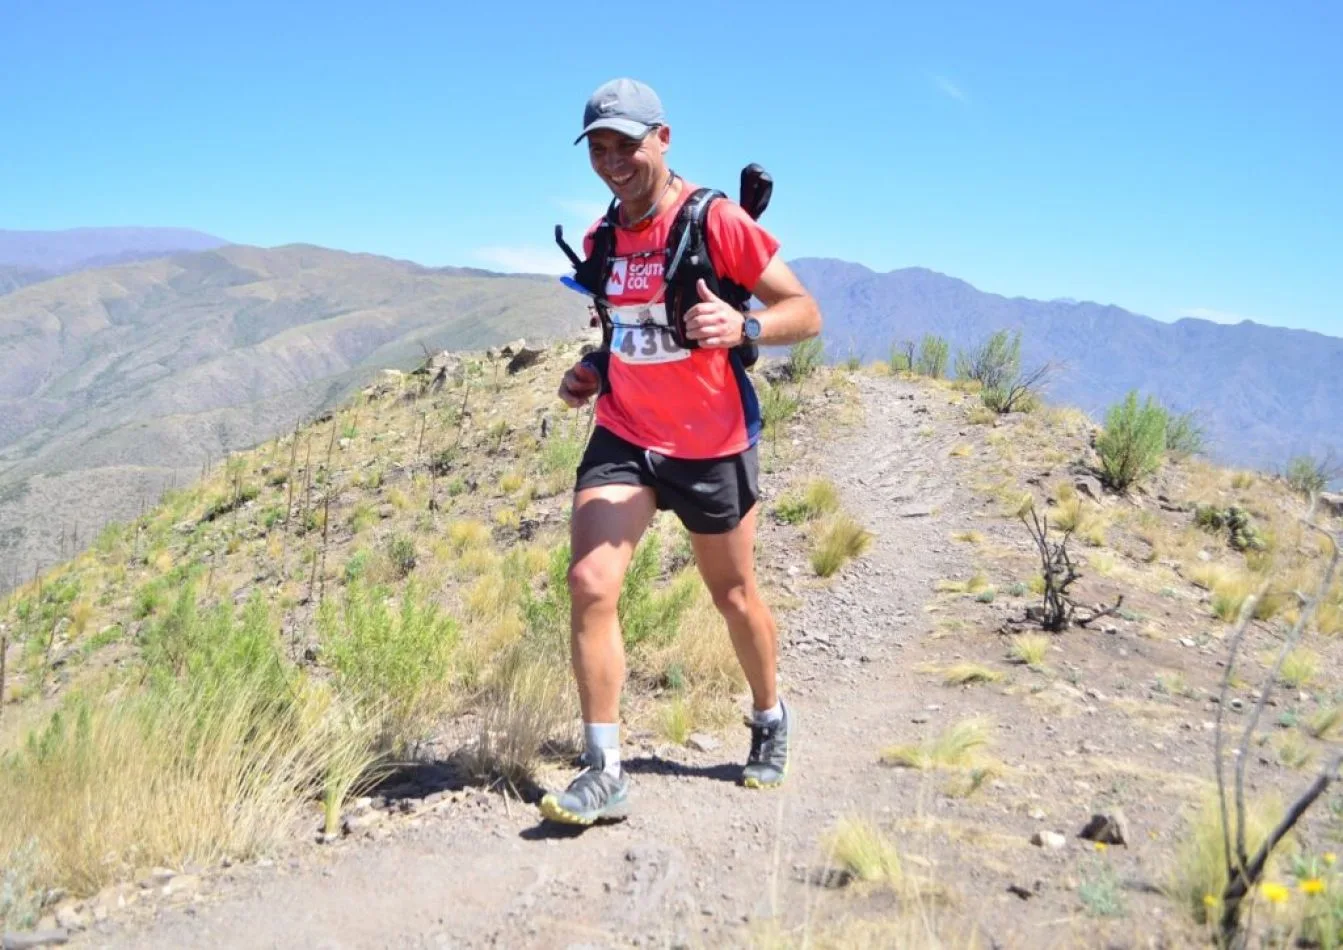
top-left (753, 701), bottom-right (783, 726)
top-left (584, 722), bottom-right (621, 776)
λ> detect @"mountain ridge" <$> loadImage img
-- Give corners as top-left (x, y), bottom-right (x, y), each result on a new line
top-left (786, 257), bottom-right (1342, 475)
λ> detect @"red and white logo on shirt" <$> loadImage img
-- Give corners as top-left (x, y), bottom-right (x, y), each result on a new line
top-left (606, 255), bottom-right (664, 297)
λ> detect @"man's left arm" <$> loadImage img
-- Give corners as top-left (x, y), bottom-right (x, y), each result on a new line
top-left (682, 201), bottom-right (822, 349)
top-left (744, 255), bottom-right (822, 346)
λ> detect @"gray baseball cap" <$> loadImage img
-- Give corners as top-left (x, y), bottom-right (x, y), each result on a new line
top-left (574, 78), bottom-right (666, 145)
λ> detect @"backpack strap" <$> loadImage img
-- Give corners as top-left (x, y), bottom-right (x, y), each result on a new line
top-left (555, 202), bottom-right (621, 351)
top-left (664, 189), bottom-right (758, 367)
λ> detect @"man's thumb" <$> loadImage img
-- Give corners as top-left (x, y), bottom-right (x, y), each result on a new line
top-left (696, 277), bottom-right (719, 302)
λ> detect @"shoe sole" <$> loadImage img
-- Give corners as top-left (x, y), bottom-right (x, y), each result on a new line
top-left (538, 792), bottom-right (631, 826)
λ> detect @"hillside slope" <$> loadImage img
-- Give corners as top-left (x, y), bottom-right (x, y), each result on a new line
top-left (2, 346), bottom-right (1340, 948)
top-left (789, 258), bottom-right (1343, 475)
top-left (0, 244), bottom-right (589, 589)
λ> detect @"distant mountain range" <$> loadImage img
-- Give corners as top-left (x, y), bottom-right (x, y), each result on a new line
top-left (0, 242), bottom-right (589, 587)
top-left (2, 230), bottom-right (1338, 588)
top-left (0, 227), bottom-right (228, 283)
top-left (786, 258), bottom-right (1342, 476)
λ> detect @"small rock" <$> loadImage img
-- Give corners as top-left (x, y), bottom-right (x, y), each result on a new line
top-left (686, 734), bottom-right (720, 753)
top-left (1028, 808), bottom-right (1046, 821)
top-left (1101, 624), bottom-right (1119, 636)
top-left (1180, 637), bottom-right (1197, 648)
top-left (1085, 688), bottom-right (1107, 702)
top-left (162, 874), bottom-right (200, 899)
top-left (1031, 831), bottom-right (1067, 849)
top-left (1229, 698), bottom-right (1245, 712)
top-left (1079, 810), bottom-right (1131, 846)
top-left (911, 713), bottom-right (930, 724)
top-left (1007, 883), bottom-right (1035, 900)
top-left (343, 810), bottom-right (386, 835)
top-left (2, 932), bottom-right (69, 949)
top-left (52, 906), bottom-right (85, 933)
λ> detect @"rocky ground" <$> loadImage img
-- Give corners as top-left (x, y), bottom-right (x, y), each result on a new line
top-left (11, 368), bottom-right (1342, 950)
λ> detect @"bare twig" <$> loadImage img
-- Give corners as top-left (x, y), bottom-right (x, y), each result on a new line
top-left (1215, 497), bottom-right (1341, 948)
top-left (0, 628), bottom-right (8, 723)
top-left (1214, 585), bottom-right (1269, 883)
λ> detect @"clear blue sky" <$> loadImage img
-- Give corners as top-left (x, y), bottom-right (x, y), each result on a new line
top-left (3, 0), bottom-right (1340, 335)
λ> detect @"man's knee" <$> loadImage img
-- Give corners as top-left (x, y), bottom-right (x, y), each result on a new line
top-left (710, 582), bottom-right (754, 622)
top-left (568, 556), bottom-right (622, 611)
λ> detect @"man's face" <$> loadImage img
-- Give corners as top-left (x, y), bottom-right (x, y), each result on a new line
top-left (586, 126), bottom-right (670, 206)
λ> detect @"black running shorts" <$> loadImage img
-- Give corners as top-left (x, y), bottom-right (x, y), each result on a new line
top-left (574, 426), bottom-right (760, 535)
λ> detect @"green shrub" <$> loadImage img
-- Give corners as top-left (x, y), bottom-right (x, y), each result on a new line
top-left (787, 338), bottom-right (824, 380)
top-left (1286, 455), bottom-right (1331, 497)
top-left (318, 579), bottom-right (459, 752)
top-left (1096, 391), bottom-right (1167, 492)
top-left (889, 341), bottom-right (912, 373)
top-left (915, 335), bottom-right (949, 378)
top-left (618, 537), bottom-right (699, 649)
top-left (1165, 410), bottom-right (1206, 458)
top-left (774, 479), bottom-right (841, 524)
top-left (759, 381), bottom-right (800, 437)
top-left (955, 330), bottom-right (1020, 391)
top-left (386, 535), bottom-right (417, 578)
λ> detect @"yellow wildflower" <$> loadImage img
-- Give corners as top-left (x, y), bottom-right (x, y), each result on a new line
top-left (1326, 853), bottom-right (1338, 867)
top-left (1203, 894), bottom-right (1218, 908)
top-left (1260, 882), bottom-right (1290, 904)
top-left (1301, 878), bottom-right (1326, 895)
top-left (1093, 841), bottom-right (1108, 852)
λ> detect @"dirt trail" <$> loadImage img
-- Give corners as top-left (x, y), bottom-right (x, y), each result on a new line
top-left (68, 376), bottom-right (1075, 949)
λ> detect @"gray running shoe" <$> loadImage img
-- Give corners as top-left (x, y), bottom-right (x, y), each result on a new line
top-left (539, 749), bottom-right (631, 825)
top-left (742, 701), bottom-right (792, 789)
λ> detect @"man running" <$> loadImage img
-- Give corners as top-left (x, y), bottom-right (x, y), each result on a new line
top-left (540, 78), bottom-right (822, 826)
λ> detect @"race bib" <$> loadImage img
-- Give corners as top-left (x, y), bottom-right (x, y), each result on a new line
top-left (609, 304), bottom-right (688, 365)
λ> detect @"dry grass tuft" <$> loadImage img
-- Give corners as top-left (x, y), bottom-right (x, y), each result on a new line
top-left (810, 514), bottom-right (874, 577)
top-left (1167, 792), bottom-right (1288, 924)
top-left (823, 816), bottom-right (902, 887)
top-left (941, 664), bottom-right (1003, 686)
top-left (1008, 633), bottom-right (1051, 669)
top-left (0, 673), bottom-right (383, 899)
top-left (881, 717), bottom-right (993, 769)
top-left (1278, 647), bottom-right (1319, 688)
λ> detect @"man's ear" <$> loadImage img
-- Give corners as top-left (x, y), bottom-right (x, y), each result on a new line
top-left (655, 124), bottom-right (671, 150)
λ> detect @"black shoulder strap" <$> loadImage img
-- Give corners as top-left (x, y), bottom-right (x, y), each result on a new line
top-left (664, 189), bottom-right (756, 366)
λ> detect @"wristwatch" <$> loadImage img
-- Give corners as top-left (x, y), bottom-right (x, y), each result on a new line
top-left (742, 316), bottom-right (763, 342)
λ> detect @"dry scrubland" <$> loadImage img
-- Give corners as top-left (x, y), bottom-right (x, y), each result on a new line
top-left (1, 330), bottom-right (1341, 948)
top-left (0, 337), bottom-right (864, 931)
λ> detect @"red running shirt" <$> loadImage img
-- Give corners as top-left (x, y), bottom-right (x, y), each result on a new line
top-left (581, 180), bottom-right (780, 460)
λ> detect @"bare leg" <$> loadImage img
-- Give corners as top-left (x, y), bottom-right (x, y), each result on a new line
top-left (688, 506), bottom-right (778, 712)
top-left (567, 484), bottom-right (658, 723)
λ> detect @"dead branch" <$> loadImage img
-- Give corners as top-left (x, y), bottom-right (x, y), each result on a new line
top-left (1214, 496), bottom-right (1342, 948)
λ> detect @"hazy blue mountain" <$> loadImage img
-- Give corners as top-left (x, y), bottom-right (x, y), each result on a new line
top-left (0, 265), bottom-right (51, 295)
top-left (788, 258), bottom-right (1342, 474)
top-left (0, 227), bottom-right (228, 275)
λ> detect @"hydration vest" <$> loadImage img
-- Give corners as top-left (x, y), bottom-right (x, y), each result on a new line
top-left (555, 164), bottom-right (774, 371)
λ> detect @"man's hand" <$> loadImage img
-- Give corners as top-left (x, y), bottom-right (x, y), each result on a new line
top-left (683, 278), bottom-right (745, 348)
top-left (558, 361), bottom-right (600, 408)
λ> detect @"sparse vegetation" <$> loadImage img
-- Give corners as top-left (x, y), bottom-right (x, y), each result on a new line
top-left (810, 514), bottom-right (874, 577)
top-left (1096, 391), bottom-right (1169, 492)
top-left (773, 478), bottom-right (841, 525)
top-left (1009, 633), bottom-right (1050, 669)
top-left (881, 717), bottom-right (992, 769)
top-left (914, 334), bottom-right (950, 378)
top-left (787, 338), bottom-right (824, 380)
top-left (823, 817), bottom-right (902, 887)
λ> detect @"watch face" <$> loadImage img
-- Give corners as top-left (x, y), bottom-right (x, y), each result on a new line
top-left (745, 317), bottom-right (762, 340)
